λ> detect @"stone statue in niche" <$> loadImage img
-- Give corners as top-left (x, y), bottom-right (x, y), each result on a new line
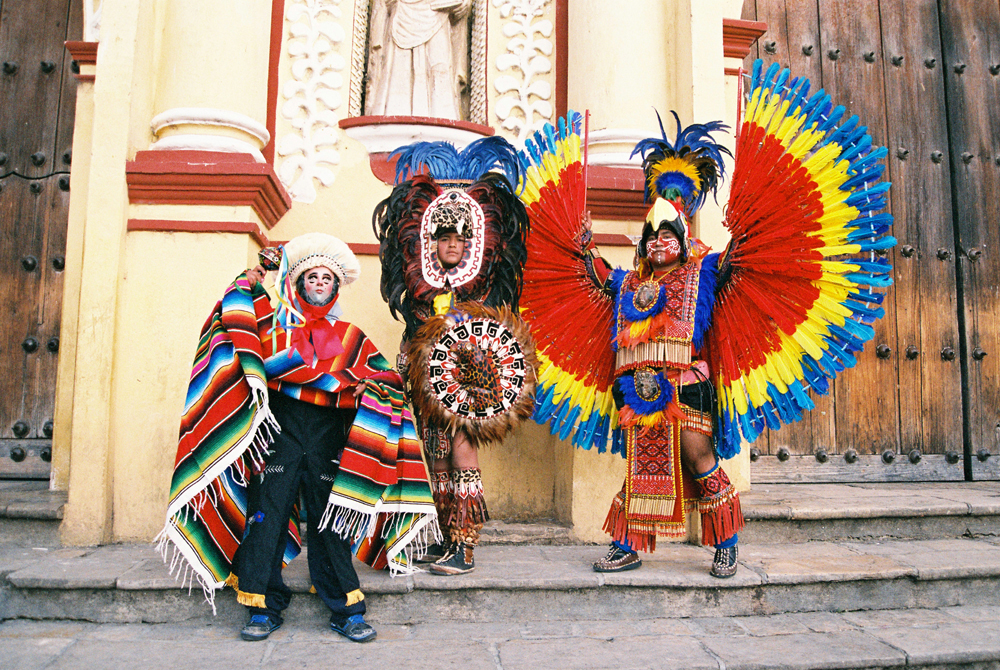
top-left (365, 0), bottom-right (471, 120)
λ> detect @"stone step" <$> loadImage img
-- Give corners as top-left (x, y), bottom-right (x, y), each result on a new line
top-left (3, 539), bottom-right (1000, 627)
top-left (6, 482), bottom-right (997, 552)
top-left (479, 519), bottom-right (572, 545)
top-left (741, 482), bottom-right (1000, 544)
top-left (0, 481), bottom-right (64, 548)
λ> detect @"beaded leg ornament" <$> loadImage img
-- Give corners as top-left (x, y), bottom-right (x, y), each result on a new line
top-left (430, 470), bottom-right (453, 539)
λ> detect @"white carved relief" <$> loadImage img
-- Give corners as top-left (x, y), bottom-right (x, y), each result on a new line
top-left (492, 0), bottom-right (553, 141)
top-left (365, 0), bottom-right (471, 120)
top-left (277, 0), bottom-right (346, 204)
top-left (84, 0), bottom-right (102, 41)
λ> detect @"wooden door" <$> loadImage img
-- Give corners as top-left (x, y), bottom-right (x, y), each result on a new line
top-left (939, 0), bottom-right (1000, 480)
top-left (0, 0), bottom-right (79, 478)
top-left (741, 0), bottom-right (999, 482)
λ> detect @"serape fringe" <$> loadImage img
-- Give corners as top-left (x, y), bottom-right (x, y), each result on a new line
top-left (319, 380), bottom-right (441, 575)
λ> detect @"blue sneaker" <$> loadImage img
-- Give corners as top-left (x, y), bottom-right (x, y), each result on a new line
top-left (240, 613), bottom-right (282, 641)
top-left (330, 613), bottom-right (377, 643)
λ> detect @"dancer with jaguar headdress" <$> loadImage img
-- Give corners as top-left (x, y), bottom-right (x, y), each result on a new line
top-left (372, 136), bottom-right (536, 574)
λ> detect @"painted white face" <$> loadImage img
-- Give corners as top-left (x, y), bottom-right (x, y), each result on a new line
top-left (436, 232), bottom-right (467, 270)
top-left (302, 266), bottom-right (338, 305)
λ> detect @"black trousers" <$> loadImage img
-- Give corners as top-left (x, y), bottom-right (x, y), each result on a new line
top-left (233, 390), bottom-right (365, 623)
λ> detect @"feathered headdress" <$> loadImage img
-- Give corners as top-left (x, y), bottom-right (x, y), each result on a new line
top-left (392, 136), bottom-right (521, 189)
top-left (631, 111), bottom-right (731, 215)
top-left (374, 136), bottom-right (530, 338)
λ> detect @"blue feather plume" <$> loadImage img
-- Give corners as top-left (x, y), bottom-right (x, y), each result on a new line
top-left (630, 110), bottom-right (732, 212)
top-left (391, 136), bottom-right (521, 189)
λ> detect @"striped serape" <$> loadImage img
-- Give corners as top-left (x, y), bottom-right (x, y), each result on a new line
top-left (157, 275), bottom-right (294, 611)
top-left (159, 275), bottom-right (437, 609)
top-left (320, 381), bottom-right (440, 574)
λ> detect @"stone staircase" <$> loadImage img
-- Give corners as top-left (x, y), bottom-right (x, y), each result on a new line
top-left (2, 484), bottom-right (998, 629)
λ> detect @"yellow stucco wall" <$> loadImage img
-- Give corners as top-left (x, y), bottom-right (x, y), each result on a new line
top-left (55, 0), bottom-right (751, 545)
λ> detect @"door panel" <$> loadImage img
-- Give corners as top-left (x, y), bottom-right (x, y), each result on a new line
top-left (938, 0), bottom-right (1000, 480)
top-left (0, 0), bottom-right (78, 478)
top-left (879, 0), bottom-right (964, 463)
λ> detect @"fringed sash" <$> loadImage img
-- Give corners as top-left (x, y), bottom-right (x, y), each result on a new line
top-left (157, 276), bottom-right (298, 613)
top-left (603, 422), bottom-right (693, 552)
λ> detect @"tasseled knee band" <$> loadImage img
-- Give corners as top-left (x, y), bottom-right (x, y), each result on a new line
top-left (431, 470), bottom-right (453, 537)
top-left (601, 490), bottom-right (656, 553)
top-left (446, 467), bottom-right (489, 546)
top-left (693, 462), bottom-right (744, 547)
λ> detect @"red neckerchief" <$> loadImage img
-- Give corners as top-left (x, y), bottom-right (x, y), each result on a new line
top-left (288, 295), bottom-right (345, 364)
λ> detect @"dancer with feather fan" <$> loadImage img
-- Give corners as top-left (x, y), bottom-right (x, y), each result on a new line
top-left (519, 61), bottom-right (895, 577)
top-left (372, 136), bottom-right (537, 575)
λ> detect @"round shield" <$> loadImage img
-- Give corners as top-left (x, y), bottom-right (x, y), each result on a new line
top-left (408, 302), bottom-right (538, 444)
top-left (426, 318), bottom-right (529, 420)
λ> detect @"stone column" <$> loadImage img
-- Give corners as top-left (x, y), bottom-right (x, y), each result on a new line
top-left (59, 0), bottom-right (286, 545)
top-left (150, 0), bottom-right (273, 159)
top-left (61, 0), bottom-right (148, 545)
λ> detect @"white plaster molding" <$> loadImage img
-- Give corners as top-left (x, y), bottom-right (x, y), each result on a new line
top-left (343, 122), bottom-right (492, 155)
top-left (150, 107), bottom-right (271, 145)
top-left (492, 0), bottom-right (553, 141)
top-left (584, 129), bottom-right (651, 168)
top-left (84, 0), bottom-right (102, 42)
top-left (277, 0), bottom-right (346, 204)
top-left (149, 108), bottom-right (270, 162)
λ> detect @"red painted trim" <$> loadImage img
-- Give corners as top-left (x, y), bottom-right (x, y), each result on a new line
top-left (593, 233), bottom-right (634, 247)
top-left (65, 40), bottom-right (98, 82)
top-left (585, 165), bottom-right (647, 221)
top-left (722, 18), bottom-right (767, 60)
top-left (127, 219), bottom-right (271, 249)
top-left (259, 239), bottom-right (380, 256)
top-left (264, 0), bottom-right (286, 164)
top-left (64, 41), bottom-right (98, 65)
top-left (339, 115), bottom-right (495, 135)
top-left (724, 67), bottom-right (742, 77)
top-left (555, 0), bottom-right (568, 119)
top-left (368, 152), bottom-right (398, 185)
top-left (349, 243), bottom-right (380, 256)
top-left (125, 151), bottom-right (292, 229)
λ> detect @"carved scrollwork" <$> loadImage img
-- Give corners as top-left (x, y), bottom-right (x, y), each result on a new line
top-left (492, 0), bottom-right (553, 140)
top-left (277, 0), bottom-right (346, 203)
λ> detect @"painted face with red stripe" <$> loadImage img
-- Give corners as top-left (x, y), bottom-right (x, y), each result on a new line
top-left (645, 229), bottom-right (682, 270)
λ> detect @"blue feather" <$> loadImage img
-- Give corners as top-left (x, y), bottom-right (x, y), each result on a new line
top-left (390, 136), bottom-right (521, 188)
top-left (788, 379), bottom-right (815, 411)
top-left (693, 253), bottom-right (720, 351)
top-left (559, 405), bottom-right (582, 442)
top-left (611, 428), bottom-right (626, 457)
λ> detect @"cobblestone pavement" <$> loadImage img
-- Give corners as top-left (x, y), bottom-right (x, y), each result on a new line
top-left (2, 604), bottom-right (999, 670)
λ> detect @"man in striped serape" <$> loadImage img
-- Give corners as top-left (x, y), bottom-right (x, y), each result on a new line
top-left (231, 233), bottom-right (401, 643)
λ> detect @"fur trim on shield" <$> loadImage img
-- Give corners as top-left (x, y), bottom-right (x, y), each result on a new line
top-left (408, 301), bottom-right (538, 445)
